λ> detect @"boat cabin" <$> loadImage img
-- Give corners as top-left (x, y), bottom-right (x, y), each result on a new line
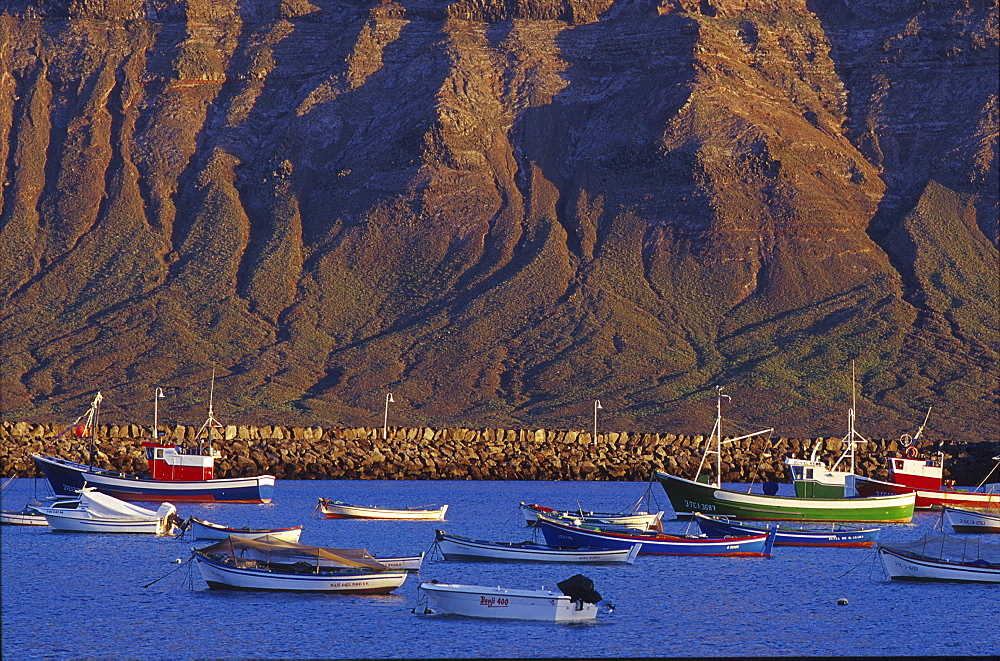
top-left (141, 442), bottom-right (220, 481)
top-left (887, 455), bottom-right (943, 490)
top-left (784, 457), bottom-right (856, 498)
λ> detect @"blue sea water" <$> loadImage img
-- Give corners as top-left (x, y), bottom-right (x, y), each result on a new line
top-left (2, 477), bottom-right (998, 659)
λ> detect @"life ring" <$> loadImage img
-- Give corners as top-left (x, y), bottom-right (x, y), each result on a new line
top-left (905, 445), bottom-right (919, 459)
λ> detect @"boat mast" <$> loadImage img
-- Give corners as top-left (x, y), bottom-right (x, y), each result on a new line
top-left (694, 386), bottom-right (775, 488)
top-left (196, 368), bottom-right (223, 455)
top-left (85, 391), bottom-right (103, 472)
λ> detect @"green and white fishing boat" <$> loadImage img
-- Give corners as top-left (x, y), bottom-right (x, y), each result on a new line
top-left (655, 387), bottom-right (915, 523)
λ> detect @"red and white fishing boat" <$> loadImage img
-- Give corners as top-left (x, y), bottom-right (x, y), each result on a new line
top-left (33, 388), bottom-right (275, 504)
top-left (853, 410), bottom-right (1000, 510)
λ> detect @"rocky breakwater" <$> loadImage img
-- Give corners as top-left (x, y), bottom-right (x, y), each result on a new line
top-left (3, 421), bottom-right (998, 485)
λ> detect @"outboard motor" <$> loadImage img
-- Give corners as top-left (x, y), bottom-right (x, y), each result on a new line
top-left (557, 574), bottom-right (602, 610)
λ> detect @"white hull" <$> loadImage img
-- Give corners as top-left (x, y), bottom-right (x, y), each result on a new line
top-left (437, 533), bottom-right (640, 564)
top-left (520, 503), bottom-right (662, 531)
top-left (417, 582), bottom-right (599, 621)
top-left (944, 507), bottom-right (1000, 534)
top-left (36, 490), bottom-right (177, 534)
top-left (0, 511), bottom-right (49, 526)
top-left (41, 511), bottom-right (167, 533)
top-left (878, 546), bottom-right (1000, 582)
top-left (319, 500), bottom-right (448, 520)
top-left (194, 556), bottom-right (407, 593)
top-left (189, 517), bottom-right (303, 542)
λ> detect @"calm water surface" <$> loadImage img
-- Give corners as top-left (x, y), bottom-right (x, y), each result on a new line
top-left (2, 478), bottom-right (997, 658)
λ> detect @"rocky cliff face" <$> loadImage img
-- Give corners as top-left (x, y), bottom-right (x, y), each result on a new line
top-left (0, 0), bottom-right (996, 440)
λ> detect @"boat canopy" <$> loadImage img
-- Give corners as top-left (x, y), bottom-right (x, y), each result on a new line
top-left (194, 535), bottom-right (388, 570)
top-left (880, 534), bottom-right (1000, 565)
top-left (80, 489), bottom-right (161, 518)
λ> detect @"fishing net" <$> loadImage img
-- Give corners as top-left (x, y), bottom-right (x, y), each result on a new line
top-left (880, 534), bottom-right (1000, 565)
top-left (194, 535), bottom-right (387, 570)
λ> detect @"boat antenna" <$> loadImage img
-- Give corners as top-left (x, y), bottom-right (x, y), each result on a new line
top-left (196, 368), bottom-right (223, 454)
top-left (912, 406), bottom-right (932, 443)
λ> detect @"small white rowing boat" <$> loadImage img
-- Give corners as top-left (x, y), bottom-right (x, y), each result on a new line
top-left (318, 498), bottom-right (448, 520)
top-left (415, 574), bottom-right (605, 621)
top-left (187, 516), bottom-right (304, 542)
top-left (435, 530), bottom-right (640, 564)
top-left (944, 507), bottom-right (1000, 534)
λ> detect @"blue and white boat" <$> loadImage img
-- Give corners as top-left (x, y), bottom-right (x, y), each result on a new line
top-left (536, 513), bottom-right (775, 556)
top-left (693, 512), bottom-right (880, 547)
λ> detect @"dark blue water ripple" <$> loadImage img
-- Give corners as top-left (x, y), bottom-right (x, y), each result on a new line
top-left (2, 478), bottom-right (997, 658)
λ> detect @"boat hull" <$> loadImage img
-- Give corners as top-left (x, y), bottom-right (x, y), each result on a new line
top-left (519, 503), bottom-right (663, 531)
top-left (693, 513), bottom-right (880, 547)
top-left (436, 531), bottom-right (640, 564)
top-left (855, 475), bottom-right (1000, 510)
top-left (536, 514), bottom-right (774, 556)
top-left (656, 471), bottom-right (915, 522)
top-left (32, 453), bottom-right (274, 503)
top-left (877, 546), bottom-right (1000, 583)
top-left (0, 510), bottom-right (49, 526)
top-left (416, 582), bottom-right (598, 621)
top-left (193, 555), bottom-right (407, 593)
top-left (189, 517), bottom-right (303, 542)
top-left (318, 500), bottom-right (448, 520)
top-left (944, 507), bottom-right (1000, 534)
top-left (372, 554), bottom-right (425, 571)
top-left (41, 511), bottom-right (165, 533)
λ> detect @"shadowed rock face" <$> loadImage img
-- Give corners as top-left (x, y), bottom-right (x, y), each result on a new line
top-left (0, 0), bottom-right (996, 440)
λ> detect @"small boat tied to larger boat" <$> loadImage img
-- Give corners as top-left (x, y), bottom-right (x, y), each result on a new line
top-left (414, 574), bottom-right (608, 621)
top-left (317, 498), bottom-right (448, 520)
top-left (32, 389), bottom-right (275, 503)
top-left (191, 535), bottom-right (409, 593)
top-left (655, 386), bottom-right (916, 523)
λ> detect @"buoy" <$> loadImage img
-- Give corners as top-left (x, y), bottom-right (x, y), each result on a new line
top-left (73, 423), bottom-right (88, 438)
top-left (837, 598), bottom-right (849, 606)
top-left (172, 558), bottom-right (183, 564)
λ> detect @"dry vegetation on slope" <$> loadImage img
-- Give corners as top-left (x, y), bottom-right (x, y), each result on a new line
top-left (0, 0), bottom-right (997, 441)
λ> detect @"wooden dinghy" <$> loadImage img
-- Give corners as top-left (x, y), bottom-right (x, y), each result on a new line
top-left (317, 498), bottom-right (448, 520)
top-left (186, 516), bottom-right (304, 543)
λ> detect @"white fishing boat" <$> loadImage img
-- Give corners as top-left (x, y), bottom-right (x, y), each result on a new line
top-left (317, 498), bottom-right (448, 520)
top-left (192, 536), bottom-right (407, 593)
top-left (519, 502), bottom-right (663, 531)
top-left (415, 574), bottom-right (606, 621)
top-left (434, 530), bottom-right (640, 564)
top-left (877, 534), bottom-right (1000, 582)
top-left (186, 516), bottom-right (304, 542)
top-left (36, 488), bottom-right (180, 534)
top-left (944, 507), bottom-right (1000, 534)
